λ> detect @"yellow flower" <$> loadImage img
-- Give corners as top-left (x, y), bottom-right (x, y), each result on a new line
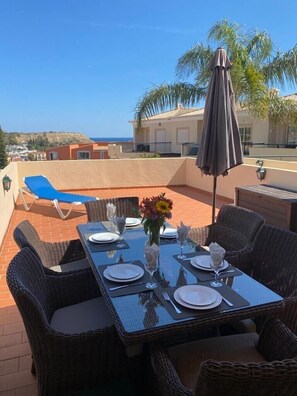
top-left (156, 200), bottom-right (170, 214)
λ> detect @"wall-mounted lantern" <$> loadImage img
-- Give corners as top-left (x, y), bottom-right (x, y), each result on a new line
top-left (256, 159), bottom-right (266, 181)
top-left (2, 175), bottom-right (12, 192)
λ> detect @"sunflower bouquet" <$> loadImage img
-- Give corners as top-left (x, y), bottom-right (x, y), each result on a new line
top-left (139, 193), bottom-right (173, 246)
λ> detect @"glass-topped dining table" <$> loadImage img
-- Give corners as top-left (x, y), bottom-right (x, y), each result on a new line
top-left (77, 221), bottom-right (284, 355)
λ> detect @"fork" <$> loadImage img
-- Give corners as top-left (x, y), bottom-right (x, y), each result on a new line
top-left (163, 291), bottom-right (182, 314)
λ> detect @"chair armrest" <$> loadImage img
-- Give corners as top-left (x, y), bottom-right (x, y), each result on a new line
top-left (189, 225), bottom-right (247, 251)
top-left (188, 226), bottom-right (211, 246)
top-left (150, 347), bottom-right (193, 396)
top-left (196, 357), bottom-right (297, 395)
top-left (47, 268), bottom-right (101, 309)
top-left (258, 316), bottom-right (297, 359)
top-left (45, 239), bottom-right (86, 265)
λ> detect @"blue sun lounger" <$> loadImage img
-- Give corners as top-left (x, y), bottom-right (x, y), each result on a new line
top-left (19, 175), bottom-right (98, 220)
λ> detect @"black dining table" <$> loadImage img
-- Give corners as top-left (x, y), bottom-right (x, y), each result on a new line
top-left (77, 221), bottom-right (284, 355)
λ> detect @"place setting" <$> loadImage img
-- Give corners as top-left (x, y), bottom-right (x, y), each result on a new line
top-left (156, 281), bottom-right (250, 320)
top-left (86, 228), bottom-right (129, 252)
top-left (97, 261), bottom-right (151, 296)
top-left (174, 251), bottom-right (242, 282)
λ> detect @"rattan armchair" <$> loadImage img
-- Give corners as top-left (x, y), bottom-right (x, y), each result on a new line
top-left (13, 220), bottom-right (89, 273)
top-left (85, 196), bottom-right (139, 222)
top-left (6, 248), bottom-right (136, 396)
top-left (151, 317), bottom-right (297, 396)
top-left (238, 224), bottom-right (297, 335)
top-left (188, 204), bottom-right (265, 266)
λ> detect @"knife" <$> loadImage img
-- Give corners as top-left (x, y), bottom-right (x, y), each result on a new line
top-left (109, 281), bottom-right (147, 291)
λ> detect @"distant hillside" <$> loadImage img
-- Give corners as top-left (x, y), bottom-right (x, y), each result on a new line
top-left (4, 131), bottom-right (94, 146)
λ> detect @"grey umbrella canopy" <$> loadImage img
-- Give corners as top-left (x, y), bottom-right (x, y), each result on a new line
top-left (196, 47), bottom-right (243, 222)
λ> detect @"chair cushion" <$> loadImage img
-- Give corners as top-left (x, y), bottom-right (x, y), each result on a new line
top-left (50, 258), bottom-right (90, 272)
top-left (167, 332), bottom-right (265, 390)
top-left (50, 297), bottom-right (113, 334)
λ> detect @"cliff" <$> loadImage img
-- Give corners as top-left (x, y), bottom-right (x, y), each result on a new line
top-left (5, 131), bottom-right (94, 145)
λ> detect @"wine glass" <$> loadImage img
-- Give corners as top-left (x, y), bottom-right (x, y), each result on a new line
top-left (106, 204), bottom-right (116, 231)
top-left (177, 229), bottom-right (187, 260)
top-left (144, 244), bottom-right (159, 289)
top-left (210, 257), bottom-right (224, 287)
top-left (114, 216), bottom-right (126, 248)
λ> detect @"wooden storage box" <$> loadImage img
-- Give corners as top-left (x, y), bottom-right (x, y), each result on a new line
top-left (235, 185), bottom-right (297, 232)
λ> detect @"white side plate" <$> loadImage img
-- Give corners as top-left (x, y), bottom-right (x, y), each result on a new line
top-left (174, 287), bottom-right (222, 310)
top-left (125, 218), bottom-right (142, 227)
top-left (103, 265), bottom-right (144, 283)
top-left (178, 285), bottom-right (217, 306)
top-left (109, 264), bottom-right (141, 280)
top-left (190, 256), bottom-right (229, 272)
top-left (89, 232), bottom-right (119, 244)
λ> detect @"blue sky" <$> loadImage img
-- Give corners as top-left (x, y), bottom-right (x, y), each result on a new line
top-left (1, 0), bottom-right (296, 138)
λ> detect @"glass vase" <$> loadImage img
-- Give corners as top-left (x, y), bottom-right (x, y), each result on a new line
top-left (147, 221), bottom-right (161, 246)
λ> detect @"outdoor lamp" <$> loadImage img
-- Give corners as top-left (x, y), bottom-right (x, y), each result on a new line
top-left (256, 160), bottom-right (266, 181)
top-left (2, 175), bottom-right (12, 192)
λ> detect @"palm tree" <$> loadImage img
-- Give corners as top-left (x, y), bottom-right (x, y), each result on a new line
top-left (135, 19), bottom-right (297, 127)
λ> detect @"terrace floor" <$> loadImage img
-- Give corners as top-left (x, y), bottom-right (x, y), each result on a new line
top-left (0, 185), bottom-right (231, 395)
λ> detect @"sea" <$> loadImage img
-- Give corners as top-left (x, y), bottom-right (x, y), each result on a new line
top-left (90, 137), bottom-right (133, 142)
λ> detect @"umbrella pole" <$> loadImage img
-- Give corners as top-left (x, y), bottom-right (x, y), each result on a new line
top-left (212, 177), bottom-right (217, 223)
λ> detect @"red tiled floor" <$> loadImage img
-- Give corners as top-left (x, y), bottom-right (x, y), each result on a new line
top-left (0, 185), bottom-right (231, 394)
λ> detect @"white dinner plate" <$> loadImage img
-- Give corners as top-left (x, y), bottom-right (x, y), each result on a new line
top-left (89, 232), bottom-right (119, 244)
top-left (174, 287), bottom-right (222, 310)
top-left (190, 255), bottom-right (229, 272)
top-left (178, 285), bottom-right (217, 306)
top-left (108, 264), bottom-right (142, 280)
top-left (125, 218), bottom-right (142, 227)
top-left (103, 265), bottom-right (144, 283)
top-left (160, 227), bottom-right (177, 239)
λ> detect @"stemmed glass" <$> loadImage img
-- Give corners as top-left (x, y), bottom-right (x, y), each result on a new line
top-left (114, 216), bottom-right (126, 248)
top-left (106, 204), bottom-right (116, 232)
top-left (177, 229), bottom-right (187, 260)
top-left (144, 244), bottom-right (159, 289)
top-left (210, 257), bottom-right (224, 287)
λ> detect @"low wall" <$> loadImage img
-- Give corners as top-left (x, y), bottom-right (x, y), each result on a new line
top-left (0, 162), bottom-right (19, 246)
top-left (16, 158), bottom-right (187, 190)
top-left (2, 156), bottom-right (297, 248)
top-left (249, 147), bottom-right (297, 161)
top-left (185, 157), bottom-right (297, 201)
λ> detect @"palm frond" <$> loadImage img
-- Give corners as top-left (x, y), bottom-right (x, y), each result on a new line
top-left (262, 46), bottom-right (297, 88)
top-left (245, 30), bottom-right (273, 64)
top-left (134, 83), bottom-right (206, 127)
top-left (176, 44), bottom-right (213, 81)
top-left (268, 95), bottom-right (297, 125)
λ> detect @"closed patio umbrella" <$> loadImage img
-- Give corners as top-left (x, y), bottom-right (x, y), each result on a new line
top-left (196, 47), bottom-right (243, 223)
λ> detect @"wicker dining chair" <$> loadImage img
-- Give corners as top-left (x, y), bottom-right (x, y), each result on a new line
top-left (85, 196), bottom-right (139, 222)
top-left (151, 316), bottom-right (297, 396)
top-left (13, 220), bottom-right (89, 273)
top-left (188, 204), bottom-right (265, 267)
top-left (6, 248), bottom-right (137, 396)
top-left (238, 224), bottom-right (297, 335)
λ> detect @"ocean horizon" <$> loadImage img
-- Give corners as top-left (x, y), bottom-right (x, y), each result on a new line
top-left (90, 137), bottom-right (133, 142)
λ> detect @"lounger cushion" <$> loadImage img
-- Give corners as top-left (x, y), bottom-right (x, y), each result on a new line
top-left (50, 258), bottom-right (90, 272)
top-left (167, 332), bottom-right (264, 390)
top-left (24, 175), bottom-right (97, 203)
top-left (50, 297), bottom-right (113, 333)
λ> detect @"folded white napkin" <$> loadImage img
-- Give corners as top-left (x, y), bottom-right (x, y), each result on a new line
top-left (209, 242), bottom-right (226, 267)
top-left (144, 243), bottom-right (159, 268)
top-left (177, 221), bottom-right (191, 242)
top-left (106, 203), bottom-right (116, 219)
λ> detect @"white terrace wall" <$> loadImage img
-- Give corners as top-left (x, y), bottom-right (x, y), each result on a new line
top-left (2, 157), bottom-right (297, 248)
top-left (185, 157), bottom-right (297, 201)
top-left (0, 162), bottom-right (19, 246)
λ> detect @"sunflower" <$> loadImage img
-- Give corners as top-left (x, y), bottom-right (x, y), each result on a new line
top-left (155, 200), bottom-right (171, 214)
